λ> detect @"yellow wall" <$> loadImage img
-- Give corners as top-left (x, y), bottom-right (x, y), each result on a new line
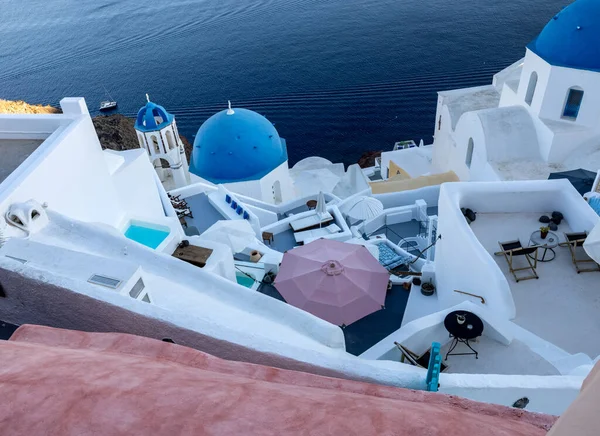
top-left (370, 171), bottom-right (459, 194)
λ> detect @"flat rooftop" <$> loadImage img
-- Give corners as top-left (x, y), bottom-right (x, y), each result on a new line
top-left (471, 212), bottom-right (600, 359)
top-left (0, 139), bottom-right (43, 184)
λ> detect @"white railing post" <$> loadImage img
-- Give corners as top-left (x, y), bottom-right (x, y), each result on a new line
top-left (427, 215), bottom-right (438, 261)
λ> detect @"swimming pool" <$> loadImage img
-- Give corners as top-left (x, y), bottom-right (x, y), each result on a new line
top-left (124, 222), bottom-right (170, 249)
top-left (236, 272), bottom-right (256, 288)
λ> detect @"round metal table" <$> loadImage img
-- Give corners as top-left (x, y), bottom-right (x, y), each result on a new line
top-left (443, 310), bottom-right (484, 360)
top-left (529, 230), bottom-right (559, 262)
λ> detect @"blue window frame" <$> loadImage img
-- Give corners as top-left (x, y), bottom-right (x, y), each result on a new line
top-left (563, 88), bottom-right (584, 120)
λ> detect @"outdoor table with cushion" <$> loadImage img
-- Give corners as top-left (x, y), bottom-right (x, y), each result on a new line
top-left (294, 224), bottom-right (341, 244)
top-left (529, 230), bottom-right (559, 262)
top-left (290, 212), bottom-right (333, 232)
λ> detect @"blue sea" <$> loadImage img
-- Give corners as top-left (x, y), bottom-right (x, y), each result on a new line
top-left (0, 0), bottom-right (569, 165)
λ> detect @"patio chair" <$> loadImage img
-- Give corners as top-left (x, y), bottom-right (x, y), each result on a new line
top-left (497, 240), bottom-right (539, 282)
top-left (394, 342), bottom-right (448, 372)
top-left (560, 232), bottom-right (600, 273)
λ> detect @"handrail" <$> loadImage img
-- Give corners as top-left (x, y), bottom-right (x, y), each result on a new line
top-left (366, 226), bottom-right (412, 251)
top-left (453, 289), bottom-right (485, 304)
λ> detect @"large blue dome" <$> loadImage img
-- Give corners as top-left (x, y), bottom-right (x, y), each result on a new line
top-left (528, 0), bottom-right (600, 72)
top-left (134, 101), bottom-right (174, 132)
top-left (190, 108), bottom-right (288, 184)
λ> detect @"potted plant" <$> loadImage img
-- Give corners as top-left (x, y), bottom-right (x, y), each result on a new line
top-left (540, 226), bottom-right (549, 239)
top-left (421, 281), bottom-right (435, 296)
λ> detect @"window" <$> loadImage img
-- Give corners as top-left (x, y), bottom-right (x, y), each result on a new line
top-left (466, 138), bottom-right (474, 168)
top-left (166, 131), bottom-right (176, 150)
top-left (563, 88), bottom-right (584, 120)
top-left (151, 135), bottom-right (160, 154)
top-left (525, 72), bottom-right (538, 105)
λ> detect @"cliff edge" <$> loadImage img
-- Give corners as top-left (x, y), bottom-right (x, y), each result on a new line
top-left (0, 100), bottom-right (61, 114)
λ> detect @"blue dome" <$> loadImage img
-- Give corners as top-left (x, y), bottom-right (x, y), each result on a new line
top-left (190, 108), bottom-right (288, 184)
top-left (528, 0), bottom-right (600, 72)
top-left (134, 101), bottom-right (174, 132)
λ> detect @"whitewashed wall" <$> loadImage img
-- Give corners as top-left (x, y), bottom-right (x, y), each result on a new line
top-left (0, 108), bottom-right (124, 227)
top-left (107, 149), bottom-right (167, 224)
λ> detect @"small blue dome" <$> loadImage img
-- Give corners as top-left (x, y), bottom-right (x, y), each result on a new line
top-left (134, 101), bottom-right (174, 132)
top-left (528, 0), bottom-right (600, 72)
top-left (190, 108), bottom-right (288, 184)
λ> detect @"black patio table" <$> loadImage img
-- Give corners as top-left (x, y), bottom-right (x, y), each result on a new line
top-left (443, 310), bottom-right (484, 360)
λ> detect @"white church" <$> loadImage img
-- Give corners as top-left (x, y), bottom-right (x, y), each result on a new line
top-left (135, 99), bottom-right (365, 204)
top-left (388, 0), bottom-right (600, 183)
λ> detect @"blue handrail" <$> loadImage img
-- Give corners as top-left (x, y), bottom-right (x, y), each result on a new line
top-left (425, 342), bottom-right (442, 392)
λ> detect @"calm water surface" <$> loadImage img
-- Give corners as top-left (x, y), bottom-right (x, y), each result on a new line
top-left (0, 0), bottom-right (569, 165)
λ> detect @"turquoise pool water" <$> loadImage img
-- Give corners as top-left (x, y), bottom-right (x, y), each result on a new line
top-left (124, 224), bottom-right (169, 249)
top-left (236, 272), bottom-right (255, 288)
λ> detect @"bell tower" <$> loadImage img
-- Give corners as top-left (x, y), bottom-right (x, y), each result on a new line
top-left (134, 95), bottom-right (190, 189)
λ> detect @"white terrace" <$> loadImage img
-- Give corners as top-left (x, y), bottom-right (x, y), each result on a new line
top-left (471, 211), bottom-right (600, 358)
top-left (436, 180), bottom-right (600, 361)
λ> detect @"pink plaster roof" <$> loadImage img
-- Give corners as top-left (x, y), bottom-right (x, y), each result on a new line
top-left (0, 325), bottom-right (557, 435)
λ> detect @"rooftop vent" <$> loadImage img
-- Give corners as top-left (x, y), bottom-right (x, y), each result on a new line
top-left (4, 255), bottom-right (27, 264)
top-left (88, 274), bottom-right (122, 289)
top-left (129, 278), bottom-right (145, 299)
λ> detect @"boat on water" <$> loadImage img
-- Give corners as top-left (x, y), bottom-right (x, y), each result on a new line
top-left (99, 85), bottom-right (117, 111)
top-left (99, 100), bottom-right (117, 111)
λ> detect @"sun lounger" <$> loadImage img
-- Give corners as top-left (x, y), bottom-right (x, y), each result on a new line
top-left (497, 240), bottom-right (539, 282)
top-left (560, 232), bottom-right (600, 273)
top-left (290, 212), bottom-right (333, 232)
top-left (378, 243), bottom-right (411, 271)
top-left (294, 224), bottom-right (341, 244)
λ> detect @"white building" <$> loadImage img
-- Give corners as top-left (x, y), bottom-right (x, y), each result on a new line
top-left (134, 97), bottom-right (190, 190)
top-left (189, 103), bottom-right (295, 204)
top-left (1, 95), bottom-right (599, 416)
top-left (430, 0), bottom-right (600, 182)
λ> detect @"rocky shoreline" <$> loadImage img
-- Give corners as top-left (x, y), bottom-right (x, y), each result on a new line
top-left (92, 114), bottom-right (192, 162)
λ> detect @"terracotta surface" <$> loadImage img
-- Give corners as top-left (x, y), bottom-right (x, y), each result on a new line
top-left (547, 362), bottom-right (600, 436)
top-left (0, 325), bottom-right (557, 435)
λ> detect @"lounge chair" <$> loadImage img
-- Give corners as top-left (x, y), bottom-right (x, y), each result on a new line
top-left (560, 232), bottom-right (600, 273)
top-left (394, 342), bottom-right (448, 372)
top-left (290, 212), bottom-right (334, 232)
top-left (497, 240), bottom-right (539, 282)
top-left (378, 243), bottom-right (411, 271)
top-left (294, 224), bottom-right (341, 244)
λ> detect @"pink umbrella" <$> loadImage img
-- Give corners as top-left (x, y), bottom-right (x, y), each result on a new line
top-left (274, 239), bottom-right (390, 326)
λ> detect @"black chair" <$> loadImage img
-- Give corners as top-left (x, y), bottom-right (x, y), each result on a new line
top-left (560, 232), bottom-right (600, 273)
top-left (497, 240), bottom-right (539, 282)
